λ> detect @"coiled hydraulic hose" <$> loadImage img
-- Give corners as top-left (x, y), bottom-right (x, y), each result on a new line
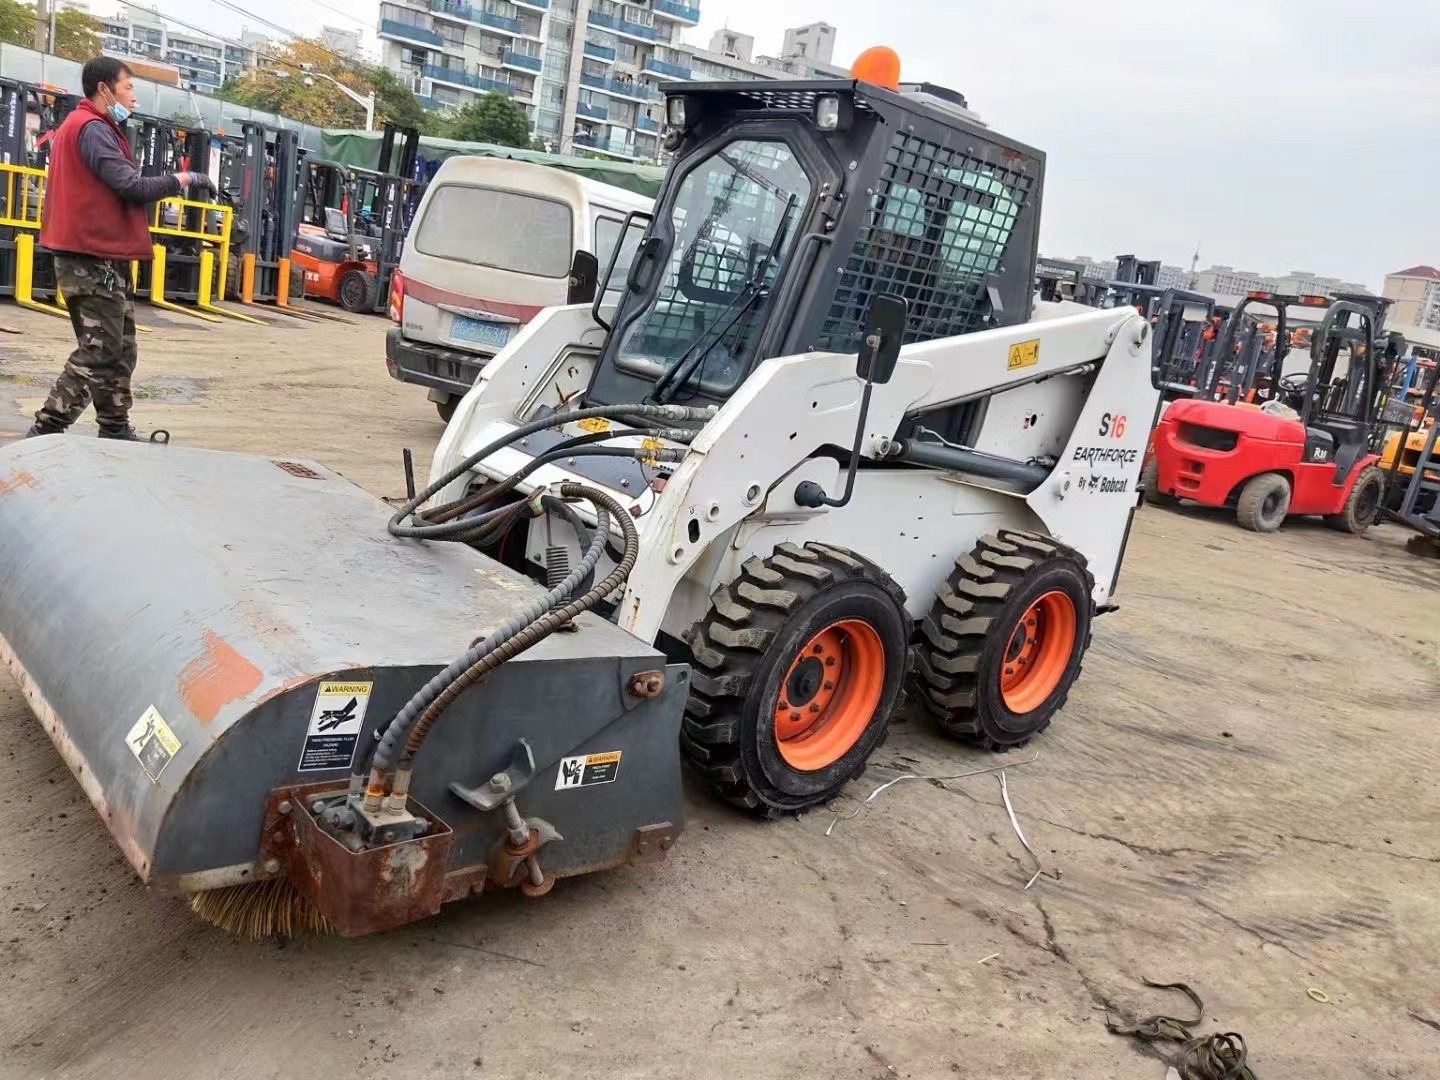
top-left (368, 491), bottom-right (613, 776)
top-left (397, 482), bottom-right (641, 768)
top-left (387, 402), bottom-right (712, 543)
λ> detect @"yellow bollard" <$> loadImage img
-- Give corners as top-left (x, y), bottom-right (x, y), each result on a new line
top-left (12, 233), bottom-right (68, 318)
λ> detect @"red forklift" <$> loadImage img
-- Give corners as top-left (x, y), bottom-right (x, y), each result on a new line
top-left (1147, 298), bottom-right (1387, 533)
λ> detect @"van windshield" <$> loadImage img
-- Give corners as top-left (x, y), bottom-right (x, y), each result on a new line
top-left (413, 185), bottom-right (573, 278)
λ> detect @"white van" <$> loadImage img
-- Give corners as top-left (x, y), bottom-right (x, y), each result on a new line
top-left (385, 155), bottom-right (654, 420)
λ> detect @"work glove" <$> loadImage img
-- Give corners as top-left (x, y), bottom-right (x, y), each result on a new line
top-left (176, 172), bottom-right (217, 198)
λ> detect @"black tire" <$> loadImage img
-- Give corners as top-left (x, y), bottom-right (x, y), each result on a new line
top-left (289, 262), bottom-right (307, 302)
top-left (915, 531), bottom-right (1094, 750)
top-left (1236, 473), bottom-right (1291, 533)
top-left (681, 542), bottom-right (909, 817)
top-left (1325, 465), bottom-right (1384, 534)
top-left (1140, 457), bottom-right (1176, 506)
top-left (338, 269), bottom-right (376, 313)
top-left (435, 397), bottom-right (458, 423)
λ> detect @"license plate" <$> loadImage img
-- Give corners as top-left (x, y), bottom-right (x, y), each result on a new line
top-left (449, 315), bottom-right (513, 349)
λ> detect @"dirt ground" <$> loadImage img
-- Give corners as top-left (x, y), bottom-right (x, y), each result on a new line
top-left (1, 303), bottom-right (1437, 1080)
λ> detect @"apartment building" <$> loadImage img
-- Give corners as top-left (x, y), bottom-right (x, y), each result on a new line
top-left (99, 9), bottom-right (259, 94)
top-left (377, 0), bottom-right (700, 163)
top-left (1383, 266), bottom-right (1440, 331)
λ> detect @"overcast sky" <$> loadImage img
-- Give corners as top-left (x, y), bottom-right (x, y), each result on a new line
top-left (106, 0), bottom-right (1438, 290)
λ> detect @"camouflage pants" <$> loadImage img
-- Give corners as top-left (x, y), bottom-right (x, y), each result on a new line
top-left (35, 255), bottom-right (138, 433)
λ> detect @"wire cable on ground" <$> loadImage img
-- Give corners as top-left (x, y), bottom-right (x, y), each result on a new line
top-left (1106, 980), bottom-right (1258, 1080)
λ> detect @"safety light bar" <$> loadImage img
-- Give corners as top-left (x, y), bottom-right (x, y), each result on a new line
top-left (1299, 294), bottom-right (1330, 307)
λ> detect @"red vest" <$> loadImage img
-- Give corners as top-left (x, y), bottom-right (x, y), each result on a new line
top-left (39, 99), bottom-right (155, 262)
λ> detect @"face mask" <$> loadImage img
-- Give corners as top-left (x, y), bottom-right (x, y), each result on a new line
top-left (102, 87), bottom-right (130, 125)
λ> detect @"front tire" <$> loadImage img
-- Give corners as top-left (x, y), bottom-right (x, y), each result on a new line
top-left (338, 269), bottom-right (377, 313)
top-left (915, 531), bottom-right (1094, 749)
top-left (681, 543), bottom-right (909, 817)
top-left (1236, 473), bottom-right (1291, 532)
top-left (1325, 464), bottom-right (1384, 534)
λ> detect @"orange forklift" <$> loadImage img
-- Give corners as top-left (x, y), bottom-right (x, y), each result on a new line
top-left (290, 123), bottom-right (420, 313)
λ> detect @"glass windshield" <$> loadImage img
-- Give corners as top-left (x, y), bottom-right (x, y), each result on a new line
top-left (413, 185), bottom-right (573, 278)
top-left (614, 138), bottom-right (811, 398)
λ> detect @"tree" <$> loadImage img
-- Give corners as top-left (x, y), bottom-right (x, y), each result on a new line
top-left (440, 91), bottom-right (531, 147)
top-left (219, 37), bottom-right (437, 133)
top-left (0, 0), bottom-right (34, 49)
top-left (51, 8), bottom-right (99, 62)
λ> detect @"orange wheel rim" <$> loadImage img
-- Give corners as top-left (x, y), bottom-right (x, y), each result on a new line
top-left (773, 618), bottom-right (885, 771)
top-left (999, 591), bottom-right (1077, 714)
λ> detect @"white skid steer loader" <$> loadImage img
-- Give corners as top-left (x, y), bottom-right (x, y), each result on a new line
top-left (415, 77), bottom-right (1166, 814)
top-left (0, 68), bottom-right (1170, 938)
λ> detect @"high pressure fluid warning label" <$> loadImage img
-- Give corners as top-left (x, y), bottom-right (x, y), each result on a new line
top-left (298, 681), bottom-right (373, 772)
top-left (555, 751), bottom-right (622, 791)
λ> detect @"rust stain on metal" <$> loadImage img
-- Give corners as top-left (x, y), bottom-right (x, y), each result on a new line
top-left (627, 669), bottom-right (666, 698)
top-left (262, 783), bottom-right (454, 937)
top-left (178, 630), bottom-right (264, 725)
top-left (255, 673), bottom-right (322, 708)
top-left (273, 460), bottom-right (324, 479)
top-left (0, 468), bottom-right (39, 495)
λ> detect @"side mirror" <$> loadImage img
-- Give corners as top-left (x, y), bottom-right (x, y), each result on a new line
top-left (856, 294), bottom-right (908, 384)
top-left (567, 249), bottom-right (599, 306)
top-left (627, 236), bottom-right (664, 295)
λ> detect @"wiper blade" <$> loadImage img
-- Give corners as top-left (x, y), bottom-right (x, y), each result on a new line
top-left (653, 279), bottom-right (764, 405)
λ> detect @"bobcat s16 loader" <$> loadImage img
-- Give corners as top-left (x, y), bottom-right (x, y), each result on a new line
top-left (0, 57), bottom-right (1167, 937)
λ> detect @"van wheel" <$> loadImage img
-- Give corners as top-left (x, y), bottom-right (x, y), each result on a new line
top-left (435, 397), bottom-right (457, 423)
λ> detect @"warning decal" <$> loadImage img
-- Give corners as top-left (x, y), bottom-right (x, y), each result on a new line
top-left (554, 751), bottom-right (622, 791)
top-left (126, 706), bottom-right (182, 783)
top-left (297, 681), bottom-right (373, 772)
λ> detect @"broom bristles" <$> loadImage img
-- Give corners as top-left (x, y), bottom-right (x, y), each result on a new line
top-left (188, 878), bottom-right (332, 941)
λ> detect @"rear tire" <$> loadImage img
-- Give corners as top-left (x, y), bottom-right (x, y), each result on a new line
top-left (1236, 473), bottom-right (1291, 532)
top-left (915, 531), bottom-right (1094, 750)
top-left (1325, 465), bottom-right (1384, 534)
top-left (681, 542), bottom-right (909, 817)
top-left (338, 269), bottom-right (377, 313)
top-left (288, 262), bottom-right (306, 302)
top-left (1141, 457), bottom-right (1176, 506)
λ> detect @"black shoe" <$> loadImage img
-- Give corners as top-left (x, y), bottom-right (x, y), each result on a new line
top-left (97, 425), bottom-right (141, 441)
top-left (25, 422), bottom-right (64, 438)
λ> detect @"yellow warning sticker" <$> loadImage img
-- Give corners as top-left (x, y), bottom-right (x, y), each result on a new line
top-left (126, 706), bottom-right (182, 783)
top-left (1007, 339), bottom-right (1040, 370)
top-left (576, 417), bottom-right (611, 433)
top-left (555, 750), bottom-right (622, 790)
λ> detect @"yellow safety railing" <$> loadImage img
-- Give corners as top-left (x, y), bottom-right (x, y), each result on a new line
top-left (0, 162), bottom-right (46, 230)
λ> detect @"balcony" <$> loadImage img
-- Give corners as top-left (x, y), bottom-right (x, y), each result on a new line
top-left (475, 9), bottom-right (523, 34)
top-left (580, 73), bottom-right (659, 102)
top-left (643, 56), bottom-right (691, 80)
top-left (636, 115), bottom-right (659, 133)
top-left (653, 0), bottom-right (700, 24)
top-left (576, 99), bottom-right (609, 120)
top-left (586, 10), bottom-right (659, 42)
top-left (512, 0), bottom-right (548, 9)
top-left (430, 0), bottom-right (473, 21)
top-left (584, 41), bottom-right (616, 63)
top-left (573, 134), bottom-right (647, 162)
top-left (503, 48), bottom-right (543, 72)
top-left (379, 18), bottom-right (446, 47)
top-left (424, 63), bottom-right (518, 95)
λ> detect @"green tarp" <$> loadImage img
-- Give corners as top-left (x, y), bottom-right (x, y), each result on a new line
top-left (314, 130), bottom-right (666, 199)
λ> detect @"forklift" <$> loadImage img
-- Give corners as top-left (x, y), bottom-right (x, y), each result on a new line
top-left (289, 124), bottom-right (420, 314)
top-left (128, 112), bottom-right (224, 311)
top-left (220, 121), bottom-right (307, 305)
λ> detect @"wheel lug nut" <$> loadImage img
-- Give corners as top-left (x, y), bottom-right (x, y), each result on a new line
top-left (791, 711), bottom-right (802, 722)
top-left (823, 681), bottom-right (834, 691)
top-left (825, 657), bottom-right (836, 667)
top-left (812, 644), bottom-right (823, 654)
top-left (809, 704), bottom-right (820, 714)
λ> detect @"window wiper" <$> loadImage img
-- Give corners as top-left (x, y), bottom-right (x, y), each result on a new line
top-left (653, 277), bottom-right (765, 404)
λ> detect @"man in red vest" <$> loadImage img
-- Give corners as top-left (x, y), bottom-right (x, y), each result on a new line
top-left (28, 56), bottom-right (213, 440)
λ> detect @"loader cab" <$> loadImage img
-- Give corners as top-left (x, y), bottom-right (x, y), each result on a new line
top-left (584, 78), bottom-right (1044, 428)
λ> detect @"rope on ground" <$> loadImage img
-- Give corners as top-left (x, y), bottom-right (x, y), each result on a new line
top-left (1106, 979), bottom-right (1257, 1080)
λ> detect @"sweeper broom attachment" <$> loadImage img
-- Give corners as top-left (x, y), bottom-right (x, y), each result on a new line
top-left (0, 437), bottom-right (691, 938)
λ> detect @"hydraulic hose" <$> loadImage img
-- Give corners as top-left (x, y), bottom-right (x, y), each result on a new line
top-left (398, 482), bottom-right (641, 769)
top-left (369, 491), bottom-right (614, 775)
top-left (388, 402), bottom-right (712, 542)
